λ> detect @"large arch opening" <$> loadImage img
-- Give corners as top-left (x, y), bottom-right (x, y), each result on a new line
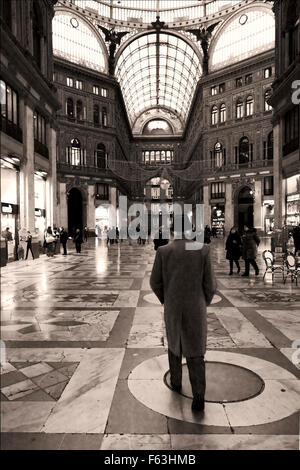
top-left (67, 187), bottom-right (83, 235)
top-left (236, 186), bottom-right (254, 233)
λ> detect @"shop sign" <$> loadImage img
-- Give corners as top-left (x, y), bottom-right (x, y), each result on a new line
top-left (35, 208), bottom-right (46, 218)
top-left (1, 203), bottom-right (18, 214)
top-left (287, 194), bottom-right (300, 202)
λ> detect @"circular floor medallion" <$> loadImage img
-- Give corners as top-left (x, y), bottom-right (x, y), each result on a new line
top-left (128, 352), bottom-right (299, 426)
top-left (164, 361), bottom-right (265, 403)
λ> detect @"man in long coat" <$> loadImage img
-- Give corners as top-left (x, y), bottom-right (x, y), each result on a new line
top-left (150, 220), bottom-right (217, 411)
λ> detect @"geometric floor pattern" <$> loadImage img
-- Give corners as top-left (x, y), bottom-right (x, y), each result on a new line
top-left (1, 238), bottom-right (299, 449)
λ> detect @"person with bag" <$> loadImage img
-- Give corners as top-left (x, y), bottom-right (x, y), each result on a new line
top-left (73, 228), bottom-right (83, 253)
top-left (241, 225), bottom-right (260, 277)
top-left (25, 231), bottom-right (34, 260)
top-left (225, 226), bottom-right (241, 275)
top-left (44, 226), bottom-right (55, 257)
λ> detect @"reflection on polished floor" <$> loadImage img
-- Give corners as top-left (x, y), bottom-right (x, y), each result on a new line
top-left (1, 238), bottom-right (299, 450)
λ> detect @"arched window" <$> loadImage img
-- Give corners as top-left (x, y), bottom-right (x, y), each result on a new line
top-left (66, 138), bottom-right (84, 166)
top-left (32, 2), bottom-right (42, 68)
top-left (220, 104), bottom-right (226, 123)
top-left (246, 96), bottom-right (254, 116)
top-left (267, 131), bottom-right (273, 160)
top-left (76, 100), bottom-right (83, 120)
top-left (211, 105), bottom-right (218, 125)
top-left (93, 104), bottom-right (100, 125)
top-left (212, 142), bottom-right (226, 168)
top-left (66, 98), bottom-right (74, 118)
top-left (102, 107), bottom-right (108, 127)
top-left (236, 99), bottom-right (244, 119)
top-left (95, 143), bottom-right (106, 169)
top-left (264, 89), bottom-right (272, 112)
top-left (239, 137), bottom-right (250, 165)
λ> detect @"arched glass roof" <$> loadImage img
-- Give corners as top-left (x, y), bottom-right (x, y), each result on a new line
top-left (210, 8), bottom-right (275, 71)
top-left (72, 0), bottom-right (241, 24)
top-left (115, 32), bottom-right (202, 125)
top-left (143, 119), bottom-right (173, 135)
top-left (52, 11), bottom-right (106, 72)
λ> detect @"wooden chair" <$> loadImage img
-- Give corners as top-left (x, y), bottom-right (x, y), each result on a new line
top-left (262, 250), bottom-right (284, 281)
top-left (284, 254), bottom-right (299, 286)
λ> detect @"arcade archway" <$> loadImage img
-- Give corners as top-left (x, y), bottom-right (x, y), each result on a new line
top-left (237, 186), bottom-right (254, 232)
top-left (67, 187), bottom-right (83, 235)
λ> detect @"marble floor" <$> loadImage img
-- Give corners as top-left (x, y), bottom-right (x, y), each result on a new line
top-left (1, 238), bottom-right (299, 450)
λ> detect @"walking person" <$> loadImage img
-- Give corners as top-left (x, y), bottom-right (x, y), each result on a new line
top-left (225, 227), bottom-right (241, 275)
top-left (25, 231), bottom-right (34, 260)
top-left (60, 227), bottom-right (68, 255)
top-left (83, 226), bottom-right (88, 242)
top-left (241, 225), bottom-right (260, 277)
top-left (2, 227), bottom-right (13, 262)
top-left (150, 215), bottom-right (217, 412)
top-left (44, 227), bottom-right (55, 257)
top-left (73, 228), bottom-right (83, 253)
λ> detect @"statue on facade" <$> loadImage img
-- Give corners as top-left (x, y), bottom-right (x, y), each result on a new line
top-left (187, 22), bottom-right (220, 74)
top-left (97, 26), bottom-right (129, 75)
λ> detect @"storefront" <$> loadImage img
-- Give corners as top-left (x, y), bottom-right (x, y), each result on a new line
top-left (263, 200), bottom-right (274, 234)
top-left (95, 204), bottom-right (110, 236)
top-left (286, 194), bottom-right (300, 227)
top-left (211, 205), bottom-right (225, 236)
top-left (0, 158), bottom-right (20, 261)
top-left (34, 172), bottom-right (47, 237)
top-left (285, 175), bottom-right (300, 227)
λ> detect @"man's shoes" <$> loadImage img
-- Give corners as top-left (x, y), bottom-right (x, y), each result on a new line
top-left (242, 273), bottom-right (249, 277)
top-left (255, 269), bottom-right (260, 276)
top-left (191, 397), bottom-right (205, 412)
top-left (229, 272), bottom-right (233, 276)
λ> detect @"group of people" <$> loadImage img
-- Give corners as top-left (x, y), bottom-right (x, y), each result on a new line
top-left (225, 225), bottom-right (260, 277)
top-left (43, 226), bottom-right (84, 256)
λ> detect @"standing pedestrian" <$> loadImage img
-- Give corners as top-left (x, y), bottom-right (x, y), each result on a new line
top-left (150, 215), bottom-right (217, 412)
top-left (292, 224), bottom-right (300, 256)
top-left (225, 227), bottom-right (241, 275)
top-left (241, 225), bottom-right (260, 277)
top-left (60, 227), bottom-right (68, 255)
top-left (25, 231), bottom-right (34, 259)
top-left (153, 227), bottom-right (169, 251)
top-left (83, 226), bottom-right (88, 242)
top-left (73, 228), bottom-right (83, 253)
top-left (1, 227), bottom-right (13, 262)
top-left (204, 225), bottom-right (211, 244)
top-left (44, 227), bottom-right (55, 257)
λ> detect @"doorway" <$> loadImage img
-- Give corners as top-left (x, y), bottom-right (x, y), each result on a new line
top-left (67, 188), bottom-right (83, 235)
top-left (237, 187), bottom-right (254, 233)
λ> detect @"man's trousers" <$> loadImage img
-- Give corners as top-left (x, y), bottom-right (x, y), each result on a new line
top-left (168, 347), bottom-right (206, 400)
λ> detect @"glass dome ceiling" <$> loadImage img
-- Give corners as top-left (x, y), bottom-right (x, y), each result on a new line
top-left (115, 32), bottom-right (202, 126)
top-left (72, 0), bottom-right (242, 24)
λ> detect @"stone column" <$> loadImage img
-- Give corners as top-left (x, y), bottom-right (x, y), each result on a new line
top-left (109, 186), bottom-right (117, 228)
top-left (22, 104), bottom-right (35, 233)
top-left (203, 185), bottom-right (210, 226)
top-left (225, 183), bottom-right (233, 233)
top-left (46, 125), bottom-right (57, 228)
top-left (87, 183), bottom-right (95, 233)
top-left (273, 122), bottom-right (282, 229)
top-left (58, 182), bottom-right (68, 229)
top-left (254, 179), bottom-right (263, 232)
